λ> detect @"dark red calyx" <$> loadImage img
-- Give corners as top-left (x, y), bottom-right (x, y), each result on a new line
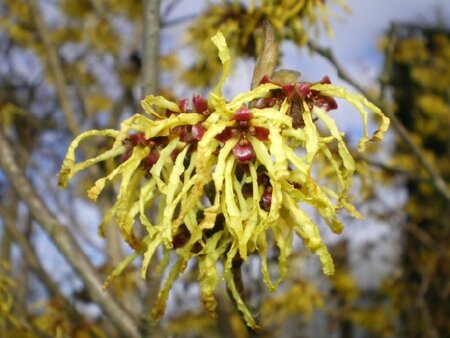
top-left (312, 93), bottom-right (338, 111)
top-left (282, 83), bottom-right (295, 98)
top-left (233, 106), bottom-right (253, 121)
top-left (249, 126), bottom-right (269, 141)
top-left (142, 149), bottom-right (159, 169)
top-left (128, 132), bottom-right (147, 146)
top-left (215, 127), bottom-right (234, 142)
top-left (177, 124), bottom-right (205, 143)
top-left (253, 97), bottom-right (278, 109)
top-left (170, 149), bottom-right (180, 162)
top-left (259, 75), bottom-right (272, 85)
top-left (121, 148), bottom-right (132, 162)
top-left (296, 83), bottom-right (312, 98)
top-left (191, 124), bottom-right (205, 141)
top-left (233, 138), bottom-right (255, 163)
top-left (319, 76), bottom-right (332, 84)
top-left (176, 125), bottom-right (190, 142)
top-left (192, 94), bottom-right (208, 114)
top-left (178, 99), bottom-right (189, 113)
top-left (259, 190), bottom-right (272, 211)
top-left (172, 224), bottom-right (190, 249)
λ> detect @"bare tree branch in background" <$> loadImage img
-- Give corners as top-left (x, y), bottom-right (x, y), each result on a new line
top-left (27, 0), bottom-right (80, 137)
top-left (143, 0), bottom-right (161, 97)
top-left (0, 130), bottom-right (140, 338)
top-left (140, 1), bottom-right (164, 337)
top-left (307, 39), bottom-right (450, 201)
top-left (0, 205), bottom-right (81, 321)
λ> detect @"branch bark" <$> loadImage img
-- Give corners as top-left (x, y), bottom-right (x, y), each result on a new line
top-left (27, 0), bottom-right (80, 137)
top-left (142, 0), bottom-right (162, 96)
top-left (307, 40), bottom-right (450, 201)
top-left (0, 131), bottom-right (140, 338)
top-left (141, 1), bottom-right (165, 337)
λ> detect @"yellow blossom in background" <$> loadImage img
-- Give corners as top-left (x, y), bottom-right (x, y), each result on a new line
top-left (183, 0), bottom-right (350, 87)
top-left (59, 31), bottom-right (389, 328)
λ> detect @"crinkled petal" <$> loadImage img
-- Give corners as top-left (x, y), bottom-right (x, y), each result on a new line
top-left (211, 31), bottom-right (231, 98)
top-left (311, 83), bottom-right (390, 151)
top-left (162, 146), bottom-right (190, 246)
top-left (141, 235), bottom-right (162, 278)
top-left (58, 129), bottom-right (122, 188)
top-left (87, 146), bottom-right (149, 201)
top-left (141, 95), bottom-right (181, 117)
top-left (198, 255), bottom-right (219, 316)
top-left (303, 103), bottom-right (320, 173)
top-left (225, 271), bottom-right (258, 329)
top-left (283, 193), bottom-right (334, 275)
top-left (226, 83), bottom-right (280, 111)
top-left (152, 257), bottom-right (187, 320)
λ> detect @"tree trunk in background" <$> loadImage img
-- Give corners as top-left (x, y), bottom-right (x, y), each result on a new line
top-left (388, 24), bottom-right (450, 338)
top-left (140, 1), bottom-right (164, 337)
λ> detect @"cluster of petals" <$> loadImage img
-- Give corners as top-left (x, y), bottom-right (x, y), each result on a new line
top-left (58, 31), bottom-right (389, 327)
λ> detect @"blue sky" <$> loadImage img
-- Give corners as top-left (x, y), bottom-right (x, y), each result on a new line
top-left (163, 0), bottom-right (449, 136)
top-left (165, 0), bottom-right (450, 90)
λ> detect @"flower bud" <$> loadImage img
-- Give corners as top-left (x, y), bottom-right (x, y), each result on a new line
top-left (233, 138), bottom-right (255, 163)
top-left (233, 106), bottom-right (253, 121)
top-left (259, 190), bottom-right (272, 211)
top-left (178, 99), bottom-right (189, 113)
top-left (191, 124), bottom-right (205, 141)
top-left (192, 94), bottom-right (209, 114)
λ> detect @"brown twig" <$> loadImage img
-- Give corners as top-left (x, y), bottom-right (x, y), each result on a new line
top-left (0, 131), bottom-right (140, 338)
top-left (307, 40), bottom-right (450, 201)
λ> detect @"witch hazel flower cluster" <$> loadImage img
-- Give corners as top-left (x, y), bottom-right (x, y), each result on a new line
top-left (58, 31), bottom-right (389, 327)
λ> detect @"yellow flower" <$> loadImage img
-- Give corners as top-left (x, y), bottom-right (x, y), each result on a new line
top-left (58, 31), bottom-right (389, 328)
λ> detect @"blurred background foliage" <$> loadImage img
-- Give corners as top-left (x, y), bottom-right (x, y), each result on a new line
top-left (386, 25), bottom-right (450, 338)
top-left (0, 0), bottom-right (448, 337)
